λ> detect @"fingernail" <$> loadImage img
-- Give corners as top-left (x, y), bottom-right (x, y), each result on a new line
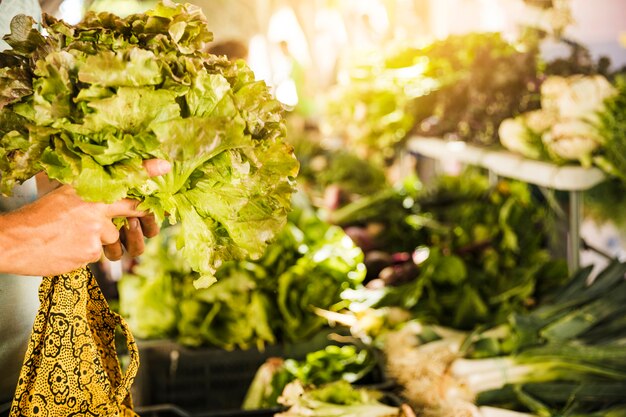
top-left (129, 218), bottom-right (140, 230)
top-left (157, 160), bottom-right (172, 175)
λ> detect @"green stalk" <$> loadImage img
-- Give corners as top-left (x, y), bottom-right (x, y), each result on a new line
top-left (503, 261), bottom-right (626, 351)
top-left (579, 312), bottom-right (626, 345)
top-left (519, 343), bottom-right (626, 371)
top-left (540, 286), bottom-right (626, 342)
top-left (549, 265), bottom-right (593, 305)
top-left (521, 382), bottom-right (626, 405)
top-left (532, 261), bottom-right (626, 322)
top-left (325, 188), bottom-right (402, 226)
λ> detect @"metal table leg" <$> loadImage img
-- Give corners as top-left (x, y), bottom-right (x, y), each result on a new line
top-left (568, 190), bottom-right (582, 273)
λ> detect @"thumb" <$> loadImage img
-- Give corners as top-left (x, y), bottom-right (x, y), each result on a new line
top-left (106, 198), bottom-right (146, 218)
top-left (143, 159), bottom-right (172, 178)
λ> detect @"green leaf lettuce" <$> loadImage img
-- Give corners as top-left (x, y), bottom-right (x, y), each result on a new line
top-left (0, 1), bottom-right (299, 285)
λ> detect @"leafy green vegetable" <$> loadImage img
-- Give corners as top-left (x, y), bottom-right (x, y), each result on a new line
top-left (335, 170), bottom-right (567, 329)
top-left (276, 381), bottom-right (399, 417)
top-left (243, 344), bottom-right (379, 410)
top-left (0, 2), bottom-right (298, 286)
top-left (287, 123), bottom-right (389, 205)
top-left (324, 33), bottom-right (541, 163)
top-left (433, 262), bottom-right (626, 416)
top-left (594, 76), bottom-right (626, 180)
top-left (382, 259), bottom-right (626, 417)
top-left (118, 194), bottom-right (365, 349)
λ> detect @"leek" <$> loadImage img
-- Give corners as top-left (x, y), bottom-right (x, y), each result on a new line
top-left (384, 261), bottom-right (626, 416)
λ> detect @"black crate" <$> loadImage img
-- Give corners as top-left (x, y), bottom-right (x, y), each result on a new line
top-left (135, 404), bottom-right (283, 417)
top-left (132, 330), bottom-right (337, 414)
top-left (135, 404), bottom-right (191, 417)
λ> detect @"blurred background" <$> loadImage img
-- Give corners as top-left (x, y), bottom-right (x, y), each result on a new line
top-left (43, 0), bottom-right (626, 102)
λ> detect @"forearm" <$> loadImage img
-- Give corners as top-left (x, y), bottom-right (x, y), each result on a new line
top-left (0, 209), bottom-right (43, 275)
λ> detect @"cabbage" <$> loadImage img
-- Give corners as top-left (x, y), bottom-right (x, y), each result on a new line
top-left (0, 1), bottom-right (299, 286)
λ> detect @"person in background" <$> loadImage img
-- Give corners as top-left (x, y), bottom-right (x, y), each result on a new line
top-left (207, 39), bottom-right (249, 61)
top-left (0, 0), bottom-right (171, 411)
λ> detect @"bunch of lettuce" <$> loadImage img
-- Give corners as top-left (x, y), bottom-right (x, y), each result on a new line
top-left (0, 1), bottom-right (298, 286)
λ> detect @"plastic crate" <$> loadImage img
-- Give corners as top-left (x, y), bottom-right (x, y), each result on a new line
top-left (135, 404), bottom-right (283, 417)
top-left (193, 408), bottom-right (283, 417)
top-left (192, 392), bottom-right (406, 417)
top-left (135, 404), bottom-right (191, 417)
top-left (132, 330), bottom-right (337, 413)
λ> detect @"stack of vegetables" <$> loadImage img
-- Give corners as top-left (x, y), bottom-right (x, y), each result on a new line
top-left (382, 260), bottom-right (626, 417)
top-left (242, 344), bottom-right (380, 410)
top-left (497, 73), bottom-right (617, 168)
top-left (118, 193), bottom-right (365, 349)
top-left (324, 33), bottom-right (540, 162)
top-left (328, 170), bottom-right (567, 330)
top-left (0, 1), bottom-right (299, 286)
top-left (274, 380), bottom-right (403, 417)
top-left (497, 69), bottom-right (626, 231)
top-left (584, 77), bottom-right (626, 230)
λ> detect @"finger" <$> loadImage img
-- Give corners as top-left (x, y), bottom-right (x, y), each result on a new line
top-left (143, 159), bottom-right (172, 177)
top-left (101, 221), bottom-right (121, 246)
top-left (139, 214), bottom-right (160, 238)
top-left (103, 241), bottom-right (123, 261)
top-left (121, 218), bottom-right (146, 257)
top-left (105, 198), bottom-right (146, 218)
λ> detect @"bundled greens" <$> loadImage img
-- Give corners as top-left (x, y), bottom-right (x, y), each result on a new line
top-left (275, 381), bottom-right (400, 417)
top-left (593, 76), bottom-right (626, 182)
top-left (332, 171), bottom-right (567, 329)
top-left (118, 193), bottom-right (365, 349)
top-left (382, 261), bottom-right (626, 417)
top-left (243, 344), bottom-right (379, 410)
top-left (0, 1), bottom-right (298, 286)
top-left (324, 33), bottom-right (540, 162)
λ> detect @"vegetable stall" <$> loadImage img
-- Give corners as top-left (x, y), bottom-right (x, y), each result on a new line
top-left (1, 0), bottom-right (625, 416)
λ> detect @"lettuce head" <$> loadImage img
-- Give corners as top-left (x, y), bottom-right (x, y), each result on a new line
top-left (0, 1), bottom-right (299, 286)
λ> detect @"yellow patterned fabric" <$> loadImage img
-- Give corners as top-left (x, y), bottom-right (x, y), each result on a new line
top-left (9, 267), bottom-right (139, 417)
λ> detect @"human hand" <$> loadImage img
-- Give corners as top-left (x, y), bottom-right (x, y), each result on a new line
top-left (102, 159), bottom-right (170, 261)
top-left (0, 159), bottom-right (171, 276)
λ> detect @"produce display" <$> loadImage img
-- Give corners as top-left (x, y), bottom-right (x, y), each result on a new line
top-left (275, 381), bottom-right (401, 417)
top-left (2, 1), bottom-right (622, 416)
top-left (118, 194), bottom-right (365, 348)
top-left (0, 1), bottom-right (298, 286)
top-left (498, 74), bottom-right (617, 167)
top-left (243, 344), bottom-right (379, 410)
top-left (330, 171), bottom-right (568, 329)
top-left (324, 33), bottom-right (540, 162)
top-left (382, 261), bottom-right (626, 416)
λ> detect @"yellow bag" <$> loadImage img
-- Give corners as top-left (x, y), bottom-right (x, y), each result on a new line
top-left (10, 266), bottom-right (139, 417)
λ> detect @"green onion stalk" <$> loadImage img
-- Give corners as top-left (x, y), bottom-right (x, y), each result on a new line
top-left (383, 261), bottom-right (626, 416)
